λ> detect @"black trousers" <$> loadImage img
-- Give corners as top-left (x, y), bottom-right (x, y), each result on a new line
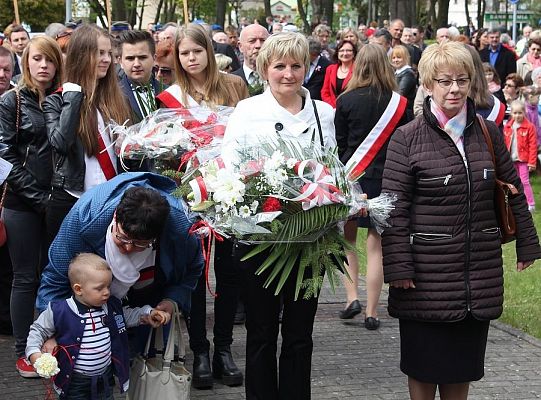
top-left (45, 187), bottom-right (78, 249)
top-left (0, 244), bottom-right (12, 334)
top-left (188, 239), bottom-right (241, 353)
top-left (242, 248), bottom-right (319, 400)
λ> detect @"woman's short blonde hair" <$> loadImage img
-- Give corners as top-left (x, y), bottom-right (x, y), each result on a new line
top-left (256, 32), bottom-right (310, 80)
top-left (418, 41), bottom-right (474, 89)
top-left (390, 45), bottom-right (410, 66)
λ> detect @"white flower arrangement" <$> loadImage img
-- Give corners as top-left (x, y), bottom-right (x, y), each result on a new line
top-left (34, 353), bottom-right (60, 378)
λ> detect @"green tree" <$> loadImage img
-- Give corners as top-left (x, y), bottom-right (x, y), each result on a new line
top-left (0, 0), bottom-right (64, 32)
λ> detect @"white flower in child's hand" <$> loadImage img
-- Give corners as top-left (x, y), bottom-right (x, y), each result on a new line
top-left (34, 353), bottom-right (60, 378)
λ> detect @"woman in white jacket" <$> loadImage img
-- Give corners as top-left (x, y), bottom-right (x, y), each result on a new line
top-left (222, 32), bottom-right (336, 400)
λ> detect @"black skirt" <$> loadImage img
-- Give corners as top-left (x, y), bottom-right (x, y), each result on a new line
top-left (399, 313), bottom-right (490, 384)
top-left (356, 177), bottom-right (382, 228)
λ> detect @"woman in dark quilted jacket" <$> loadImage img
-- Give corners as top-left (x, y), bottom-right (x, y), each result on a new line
top-left (381, 41), bottom-right (541, 400)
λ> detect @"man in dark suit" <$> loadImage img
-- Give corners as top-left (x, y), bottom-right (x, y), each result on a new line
top-left (303, 37), bottom-right (331, 101)
top-left (117, 30), bottom-right (162, 125)
top-left (117, 30), bottom-right (162, 172)
top-left (480, 28), bottom-right (517, 83)
top-left (231, 23), bottom-right (269, 97)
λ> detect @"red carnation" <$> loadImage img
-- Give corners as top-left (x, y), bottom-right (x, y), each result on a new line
top-left (262, 197), bottom-right (282, 212)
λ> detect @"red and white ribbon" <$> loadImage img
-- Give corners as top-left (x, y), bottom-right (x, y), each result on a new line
top-left (279, 159), bottom-right (343, 210)
top-left (486, 95), bottom-right (505, 126)
top-left (345, 91), bottom-right (407, 182)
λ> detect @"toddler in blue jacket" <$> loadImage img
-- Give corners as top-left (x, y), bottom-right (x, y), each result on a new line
top-left (26, 253), bottom-right (170, 399)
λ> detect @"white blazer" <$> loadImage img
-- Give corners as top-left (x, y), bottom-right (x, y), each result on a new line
top-left (222, 87), bottom-right (336, 165)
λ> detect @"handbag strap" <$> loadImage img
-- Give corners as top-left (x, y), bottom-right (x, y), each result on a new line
top-left (477, 115), bottom-right (496, 169)
top-left (163, 302), bottom-right (186, 362)
top-left (311, 100), bottom-right (324, 147)
top-left (16, 89), bottom-right (21, 134)
top-left (0, 183), bottom-right (7, 210)
top-left (142, 302), bottom-right (187, 363)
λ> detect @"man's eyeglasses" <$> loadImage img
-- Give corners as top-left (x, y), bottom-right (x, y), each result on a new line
top-left (153, 66), bottom-right (173, 76)
top-left (433, 78), bottom-right (470, 88)
top-left (115, 223), bottom-right (156, 249)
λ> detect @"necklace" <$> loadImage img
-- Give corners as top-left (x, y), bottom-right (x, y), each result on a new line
top-left (339, 65), bottom-right (349, 74)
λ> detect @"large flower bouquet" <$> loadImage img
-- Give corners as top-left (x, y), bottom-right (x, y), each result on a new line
top-left (111, 106), bottom-right (234, 171)
top-left (175, 137), bottom-right (395, 299)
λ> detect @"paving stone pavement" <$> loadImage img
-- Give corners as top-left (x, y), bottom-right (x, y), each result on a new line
top-left (1, 276), bottom-right (541, 399)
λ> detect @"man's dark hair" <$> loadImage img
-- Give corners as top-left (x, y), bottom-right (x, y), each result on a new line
top-left (8, 24), bottom-right (29, 39)
top-left (116, 187), bottom-right (170, 240)
top-left (412, 25), bottom-right (424, 34)
top-left (374, 29), bottom-right (392, 44)
top-left (117, 30), bottom-right (155, 56)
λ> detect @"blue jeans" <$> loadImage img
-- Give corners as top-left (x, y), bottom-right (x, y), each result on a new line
top-left (61, 365), bottom-right (114, 400)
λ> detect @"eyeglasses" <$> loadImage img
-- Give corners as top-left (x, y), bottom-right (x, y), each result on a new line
top-left (55, 31), bottom-right (72, 40)
top-left (504, 83), bottom-right (516, 88)
top-left (114, 223), bottom-right (156, 249)
top-left (412, 32), bottom-right (417, 36)
top-left (153, 66), bottom-right (173, 75)
top-left (338, 49), bottom-right (354, 53)
top-left (433, 78), bottom-right (470, 88)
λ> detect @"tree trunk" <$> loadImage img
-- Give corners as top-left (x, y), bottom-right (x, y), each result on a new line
top-left (321, 0), bottom-right (333, 28)
top-left (389, 0), bottom-right (415, 26)
top-left (138, 0), bottom-right (145, 30)
top-left (216, 0), bottom-right (227, 28)
top-left (477, 0), bottom-right (485, 29)
top-left (311, 0), bottom-right (322, 26)
top-left (297, 0), bottom-right (311, 33)
top-left (112, 0), bottom-right (126, 21)
top-left (88, 0), bottom-right (108, 28)
top-left (263, 0), bottom-right (272, 19)
top-left (464, 0), bottom-right (470, 30)
top-left (436, 0), bottom-right (449, 28)
top-left (428, 0), bottom-right (436, 28)
top-left (154, 0), bottom-right (164, 24)
top-left (127, 0), bottom-right (138, 27)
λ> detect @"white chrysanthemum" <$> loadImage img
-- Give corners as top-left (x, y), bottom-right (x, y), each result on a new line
top-left (239, 205), bottom-right (251, 218)
top-left (286, 158), bottom-right (298, 169)
top-left (34, 353), bottom-right (60, 378)
top-left (264, 150), bottom-right (285, 172)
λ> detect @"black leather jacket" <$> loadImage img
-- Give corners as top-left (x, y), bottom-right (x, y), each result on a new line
top-left (43, 90), bottom-right (85, 192)
top-left (0, 88), bottom-right (52, 213)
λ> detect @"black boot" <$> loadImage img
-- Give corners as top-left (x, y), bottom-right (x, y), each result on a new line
top-left (192, 352), bottom-right (213, 389)
top-left (212, 347), bottom-right (243, 386)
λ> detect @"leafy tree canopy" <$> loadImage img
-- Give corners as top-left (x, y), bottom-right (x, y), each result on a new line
top-left (0, 0), bottom-right (64, 33)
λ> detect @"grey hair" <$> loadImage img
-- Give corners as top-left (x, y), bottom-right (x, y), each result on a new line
top-left (307, 36), bottom-right (322, 55)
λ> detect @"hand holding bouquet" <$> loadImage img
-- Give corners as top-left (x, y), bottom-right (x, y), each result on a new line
top-left (178, 137), bottom-right (396, 299)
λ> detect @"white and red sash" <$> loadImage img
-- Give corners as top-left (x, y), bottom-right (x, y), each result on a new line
top-left (156, 85), bottom-right (202, 109)
top-left (345, 91), bottom-right (407, 181)
top-left (486, 95), bottom-right (505, 126)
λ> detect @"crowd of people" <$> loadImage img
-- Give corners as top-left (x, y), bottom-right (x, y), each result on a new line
top-left (0, 14), bottom-right (539, 400)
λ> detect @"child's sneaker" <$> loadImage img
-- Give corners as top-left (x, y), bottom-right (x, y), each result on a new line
top-left (16, 357), bottom-right (39, 378)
